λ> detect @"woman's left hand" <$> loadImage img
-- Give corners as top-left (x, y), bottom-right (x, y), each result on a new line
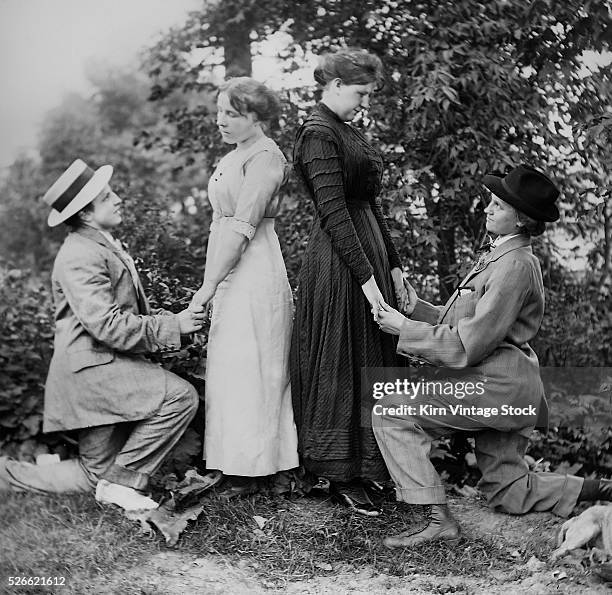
top-left (391, 268), bottom-right (409, 312)
top-left (377, 302), bottom-right (407, 336)
top-left (391, 268), bottom-right (418, 315)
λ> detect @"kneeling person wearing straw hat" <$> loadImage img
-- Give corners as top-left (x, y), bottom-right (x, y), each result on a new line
top-left (0, 159), bottom-right (206, 511)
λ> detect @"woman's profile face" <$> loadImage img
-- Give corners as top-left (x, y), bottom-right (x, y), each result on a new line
top-left (484, 194), bottom-right (520, 236)
top-left (332, 80), bottom-right (376, 121)
top-left (216, 92), bottom-right (259, 144)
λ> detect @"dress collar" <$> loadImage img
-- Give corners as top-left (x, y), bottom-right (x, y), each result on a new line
top-left (317, 101), bottom-right (344, 124)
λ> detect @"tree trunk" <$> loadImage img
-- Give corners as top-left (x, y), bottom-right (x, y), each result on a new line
top-left (224, 22), bottom-right (252, 77)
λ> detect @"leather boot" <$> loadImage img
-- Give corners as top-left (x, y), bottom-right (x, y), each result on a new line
top-left (383, 504), bottom-right (461, 548)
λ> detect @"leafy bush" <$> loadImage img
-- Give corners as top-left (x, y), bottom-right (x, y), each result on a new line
top-left (0, 263), bottom-right (54, 457)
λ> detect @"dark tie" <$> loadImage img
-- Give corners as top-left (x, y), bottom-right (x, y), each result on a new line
top-left (475, 240), bottom-right (494, 255)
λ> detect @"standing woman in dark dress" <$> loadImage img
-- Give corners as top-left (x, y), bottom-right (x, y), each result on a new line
top-left (290, 48), bottom-right (416, 514)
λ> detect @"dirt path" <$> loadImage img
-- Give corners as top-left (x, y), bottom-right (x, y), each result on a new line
top-left (89, 500), bottom-right (611, 594)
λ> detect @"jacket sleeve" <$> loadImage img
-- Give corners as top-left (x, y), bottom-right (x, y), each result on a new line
top-left (397, 260), bottom-right (533, 368)
top-left (56, 249), bottom-right (182, 354)
top-left (299, 131), bottom-right (374, 284)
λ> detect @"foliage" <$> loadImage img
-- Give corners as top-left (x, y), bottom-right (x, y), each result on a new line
top-left (0, 263), bottom-right (54, 454)
top-left (532, 265), bottom-right (612, 367)
top-left (146, 0), bottom-right (612, 297)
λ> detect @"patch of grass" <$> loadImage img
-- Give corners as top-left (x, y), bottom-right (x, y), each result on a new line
top-left (0, 490), bottom-right (542, 593)
top-left (179, 493), bottom-right (516, 587)
top-left (0, 492), bottom-right (159, 594)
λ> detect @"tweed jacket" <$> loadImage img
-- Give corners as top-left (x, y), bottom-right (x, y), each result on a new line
top-left (43, 226), bottom-right (182, 432)
top-left (399, 235), bottom-right (548, 432)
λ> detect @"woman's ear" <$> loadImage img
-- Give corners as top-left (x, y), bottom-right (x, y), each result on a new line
top-left (331, 77), bottom-right (343, 92)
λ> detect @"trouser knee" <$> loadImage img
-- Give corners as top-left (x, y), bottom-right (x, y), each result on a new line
top-left (173, 379), bottom-right (199, 418)
top-left (185, 383), bottom-right (200, 417)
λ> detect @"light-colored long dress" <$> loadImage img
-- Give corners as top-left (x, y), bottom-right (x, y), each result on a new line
top-left (203, 135), bottom-right (299, 476)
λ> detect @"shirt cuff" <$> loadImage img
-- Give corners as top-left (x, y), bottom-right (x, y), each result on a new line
top-left (227, 217), bottom-right (256, 240)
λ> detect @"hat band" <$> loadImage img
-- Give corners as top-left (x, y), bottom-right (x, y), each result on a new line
top-left (500, 177), bottom-right (524, 205)
top-left (51, 166), bottom-right (96, 212)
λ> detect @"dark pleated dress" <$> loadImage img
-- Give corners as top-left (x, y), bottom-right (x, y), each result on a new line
top-left (290, 102), bottom-right (403, 482)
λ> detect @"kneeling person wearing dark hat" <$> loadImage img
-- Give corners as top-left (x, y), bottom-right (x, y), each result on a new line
top-left (373, 164), bottom-right (612, 547)
top-left (0, 159), bottom-right (206, 511)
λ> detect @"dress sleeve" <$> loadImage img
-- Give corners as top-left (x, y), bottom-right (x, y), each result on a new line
top-left (300, 132), bottom-right (374, 284)
top-left (228, 150), bottom-right (286, 240)
top-left (371, 202), bottom-right (402, 269)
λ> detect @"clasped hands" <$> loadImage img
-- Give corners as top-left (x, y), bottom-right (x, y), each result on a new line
top-left (362, 268), bottom-right (418, 336)
top-left (176, 283), bottom-right (216, 335)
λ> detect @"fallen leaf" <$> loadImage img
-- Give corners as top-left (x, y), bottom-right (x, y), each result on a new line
top-left (174, 469), bottom-right (223, 505)
top-left (127, 503), bottom-right (205, 546)
top-left (253, 515), bottom-right (268, 529)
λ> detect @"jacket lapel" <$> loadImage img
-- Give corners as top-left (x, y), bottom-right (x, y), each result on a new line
top-left (74, 226), bottom-right (150, 314)
top-left (438, 235), bottom-right (532, 322)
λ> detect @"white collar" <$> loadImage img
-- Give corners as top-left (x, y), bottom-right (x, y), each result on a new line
top-left (492, 233), bottom-right (521, 248)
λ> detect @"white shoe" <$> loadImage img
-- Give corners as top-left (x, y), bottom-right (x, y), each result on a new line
top-left (95, 479), bottom-right (159, 511)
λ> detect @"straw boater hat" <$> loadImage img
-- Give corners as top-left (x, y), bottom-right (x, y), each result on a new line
top-left (43, 159), bottom-right (113, 227)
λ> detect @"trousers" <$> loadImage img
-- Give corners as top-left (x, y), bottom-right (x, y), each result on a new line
top-left (371, 394), bottom-right (583, 518)
top-left (0, 370), bottom-right (198, 493)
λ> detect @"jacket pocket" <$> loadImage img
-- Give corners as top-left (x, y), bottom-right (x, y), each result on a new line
top-left (68, 349), bottom-right (114, 372)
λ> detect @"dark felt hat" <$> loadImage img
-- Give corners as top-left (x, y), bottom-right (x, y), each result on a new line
top-left (483, 164), bottom-right (560, 222)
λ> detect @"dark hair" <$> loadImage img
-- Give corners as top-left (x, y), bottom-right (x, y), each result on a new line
top-left (516, 210), bottom-right (546, 236)
top-left (313, 48), bottom-right (384, 89)
top-left (218, 77), bottom-right (281, 126)
top-left (64, 201), bottom-right (94, 230)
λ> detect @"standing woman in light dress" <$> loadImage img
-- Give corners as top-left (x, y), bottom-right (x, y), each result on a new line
top-left (190, 77), bottom-right (298, 494)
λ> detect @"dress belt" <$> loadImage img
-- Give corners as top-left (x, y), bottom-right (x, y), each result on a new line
top-left (345, 200), bottom-right (370, 209)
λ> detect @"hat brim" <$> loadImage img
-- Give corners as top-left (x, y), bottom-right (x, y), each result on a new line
top-left (47, 165), bottom-right (114, 227)
top-left (482, 174), bottom-right (559, 222)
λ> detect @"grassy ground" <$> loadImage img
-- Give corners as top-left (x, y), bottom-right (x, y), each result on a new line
top-left (0, 489), bottom-right (524, 594)
top-left (0, 492), bottom-right (160, 593)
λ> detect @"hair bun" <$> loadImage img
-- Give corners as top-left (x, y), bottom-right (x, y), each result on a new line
top-left (313, 48), bottom-right (384, 89)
